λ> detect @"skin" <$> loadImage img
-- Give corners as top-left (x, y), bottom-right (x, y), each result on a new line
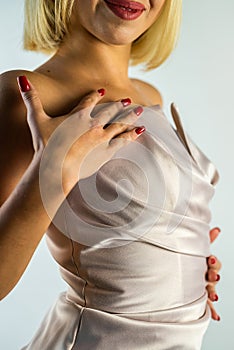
top-left (0, 0), bottom-right (221, 319)
top-left (207, 227), bottom-right (222, 321)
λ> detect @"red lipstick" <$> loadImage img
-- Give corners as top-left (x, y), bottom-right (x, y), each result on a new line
top-left (104, 0), bottom-right (146, 20)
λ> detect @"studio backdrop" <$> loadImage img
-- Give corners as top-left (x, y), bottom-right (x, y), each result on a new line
top-left (0, 1), bottom-right (233, 349)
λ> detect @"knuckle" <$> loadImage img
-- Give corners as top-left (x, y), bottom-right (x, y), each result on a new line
top-left (90, 117), bottom-right (101, 128)
top-left (90, 123), bottom-right (104, 136)
top-left (114, 136), bottom-right (128, 147)
top-left (24, 92), bottom-right (38, 103)
top-left (128, 109), bottom-right (140, 119)
top-left (118, 136), bottom-right (128, 145)
top-left (78, 109), bottom-right (88, 119)
top-left (80, 95), bottom-right (95, 107)
top-left (116, 121), bottom-right (130, 130)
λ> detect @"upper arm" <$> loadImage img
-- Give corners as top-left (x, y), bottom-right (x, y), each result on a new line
top-left (131, 78), bottom-right (164, 107)
top-left (0, 70), bottom-right (34, 206)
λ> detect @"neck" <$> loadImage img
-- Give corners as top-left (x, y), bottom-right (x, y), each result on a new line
top-left (49, 26), bottom-right (133, 88)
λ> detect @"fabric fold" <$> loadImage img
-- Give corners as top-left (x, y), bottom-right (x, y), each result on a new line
top-left (21, 103), bottom-right (219, 350)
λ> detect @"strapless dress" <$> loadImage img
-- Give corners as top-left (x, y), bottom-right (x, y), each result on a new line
top-left (21, 103), bottom-right (219, 350)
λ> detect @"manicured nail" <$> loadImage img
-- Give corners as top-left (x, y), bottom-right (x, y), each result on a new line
top-left (210, 257), bottom-right (216, 265)
top-left (121, 98), bottom-right (132, 107)
top-left (214, 227), bottom-right (221, 234)
top-left (98, 88), bottom-right (106, 96)
top-left (211, 294), bottom-right (219, 302)
top-left (134, 106), bottom-right (143, 116)
top-left (216, 274), bottom-right (220, 281)
top-left (216, 315), bottom-right (221, 321)
top-left (18, 76), bottom-right (30, 92)
top-left (135, 126), bottom-right (146, 135)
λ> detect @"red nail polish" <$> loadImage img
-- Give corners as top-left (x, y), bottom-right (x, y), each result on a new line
top-left (121, 98), bottom-right (132, 107)
top-left (18, 76), bottom-right (30, 92)
top-left (212, 294), bottom-right (219, 302)
top-left (210, 257), bottom-right (216, 265)
top-left (134, 106), bottom-right (143, 116)
top-left (216, 274), bottom-right (220, 281)
top-left (216, 315), bottom-right (221, 321)
top-left (135, 126), bottom-right (146, 135)
top-left (98, 88), bottom-right (106, 96)
top-left (214, 227), bottom-right (221, 234)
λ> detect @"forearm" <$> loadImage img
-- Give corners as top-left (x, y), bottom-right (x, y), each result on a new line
top-left (0, 149), bottom-right (73, 300)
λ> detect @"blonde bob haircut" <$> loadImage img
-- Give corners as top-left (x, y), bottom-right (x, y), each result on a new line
top-left (23, 0), bottom-right (182, 71)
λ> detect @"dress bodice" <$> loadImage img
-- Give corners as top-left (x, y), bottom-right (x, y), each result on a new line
top-left (23, 103), bottom-right (220, 350)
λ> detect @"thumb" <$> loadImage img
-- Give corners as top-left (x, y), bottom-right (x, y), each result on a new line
top-left (17, 76), bottom-right (44, 119)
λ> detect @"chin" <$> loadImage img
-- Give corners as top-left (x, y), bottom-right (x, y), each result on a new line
top-left (95, 27), bottom-right (143, 46)
top-left (103, 37), bottom-right (135, 45)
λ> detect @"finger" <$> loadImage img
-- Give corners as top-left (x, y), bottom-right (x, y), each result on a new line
top-left (17, 76), bottom-right (44, 119)
top-left (105, 106), bottom-right (144, 139)
top-left (108, 125), bottom-right (146, 150)
top-left (206, 269), bottom-right (220, 283)
top-left (206, 281), bottom-right (218, 299)
top-left (93, 98), bottom-right (132, 127)
top-left (207, 256), bottom-right (222, 272)
top-left (209, 227), bottom-right (221, 243)
top-left (207, 299), bottom-right (220, 321)
top-left (206, 283), bottom-right (219, 302)
top-left (68, 88), bottom-right (106, 116)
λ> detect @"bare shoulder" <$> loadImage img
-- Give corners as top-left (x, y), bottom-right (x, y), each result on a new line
top-left (131, 78), bottom-right (163, 107)
top-left (0, 70), bottom-right (38, 204)
top-left (0, 70), bottom-right (38, 133)
top-left (0, 69), bottom-right (42, 113)
top-left (0, 68), bottom-right (53, 124)
top-left (0, 69), bottom-right (43, 84)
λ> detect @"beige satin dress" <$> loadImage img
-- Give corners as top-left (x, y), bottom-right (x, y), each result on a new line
top-left (21, 104), bottom-right (219, 350)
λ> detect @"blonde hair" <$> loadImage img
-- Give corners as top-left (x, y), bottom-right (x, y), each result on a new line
top-left (23, 0), bottom-right (182, 71)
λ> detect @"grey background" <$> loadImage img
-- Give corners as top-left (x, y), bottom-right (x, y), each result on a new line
top-left (0, 1), bottom-right (233, 349)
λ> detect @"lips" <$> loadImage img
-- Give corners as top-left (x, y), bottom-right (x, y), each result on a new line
top-left (104, 0), bottom-right (146, 20)
top-left (104, 0), bottom-right (146, 11)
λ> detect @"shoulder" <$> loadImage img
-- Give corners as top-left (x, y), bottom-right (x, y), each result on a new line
top-left (0, 70), bottom-right (38, 204)
top-left (0, 69), bottom-right (42, 147)
top-left (0, 69), bottom-right (55, 122)
top-left (0, 69), bottom-right (41, 114)
top-left (0, 69), bottom-right (40, 139)
top-left (0, 69), bottom-right (38, 91)
top-left (131, 78), bottom-right (163, 107)
top-left (0, 69), bottom-right (43, 97)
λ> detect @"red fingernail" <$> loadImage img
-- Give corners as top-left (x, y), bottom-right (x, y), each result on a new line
top-left (210, 257), bottom-right (216, 265)
top-left (98, 88), bottom-right (106, 96)
top-left (18, 76), bottom-right (30, 92)
top-left (212, 294), bottom-right (219, 302)
top-left (216, 315), bottom-right (221, 321)
top-left (216, 274), bottom-right (220, 281)
top-left (135, 126), bottom-right (146, 135)
top-left (214, 227), bottom-right (221, 234)
top-left (121, 98), bottom-right (132, 107)
top-left (134, 106), bottom-right (143, 116)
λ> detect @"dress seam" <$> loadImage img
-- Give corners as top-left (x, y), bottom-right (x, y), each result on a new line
top-left (71, 306), bottom-right (85, 350)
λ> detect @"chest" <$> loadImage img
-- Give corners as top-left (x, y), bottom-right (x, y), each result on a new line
top-left (37, 81), bottom-right (154, 118)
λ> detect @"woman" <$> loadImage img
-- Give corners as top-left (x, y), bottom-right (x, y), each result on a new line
top-left (0, 0), bottom-right (221, 349)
